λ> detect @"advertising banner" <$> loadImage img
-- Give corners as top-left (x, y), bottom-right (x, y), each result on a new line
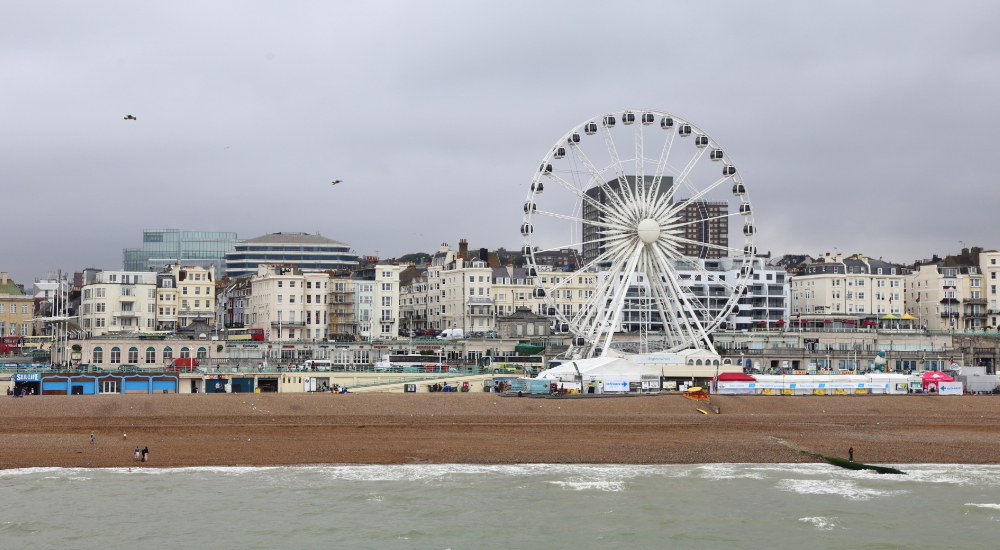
top-left (938, 381), bottom-right (963, 395)
top-left (603, 380), bottom-right (629, 392)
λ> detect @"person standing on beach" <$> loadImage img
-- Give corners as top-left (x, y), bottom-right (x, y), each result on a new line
top-left (142, 446), bottom-right (148, 462)
top-left (91, 431), bottom-right (95, 444)
top-left (134, 446), bottom-right (141, 460)
top-left (849, 447), bottom-right (854, 462)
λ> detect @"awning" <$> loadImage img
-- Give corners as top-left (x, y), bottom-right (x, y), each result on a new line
top-left (863, 320), bottom-right (877, 326)
top-left (823, 320), bottom-right (833, 324)
top-left (757, 321), bottom-right (767, 325)
top-left (717, 372), bottom-right (757, 381)
top-left (775, 319), bottom-right (786, 325)
top-left (843, 319), bottom-right (857, 324)
top-left (880, 314), bottom-right (898, 320)
top-left (899, 313), bottom-right (917, 320)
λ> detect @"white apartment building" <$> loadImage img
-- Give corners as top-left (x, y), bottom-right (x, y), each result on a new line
top-left (247, 264), bottom-right (359, 342)
top-left (80, 271), bottom-right (158, 336)
top-left (593, 257), bottom-right (788, 336)
top-left (790, 254), bottom-right (906, 323)
top-left (248, 264), bottom-right (310, 341)
top-left (906, 261), bottom-right (984, 330)
top-left (353, 264), bottom-right (402, 340)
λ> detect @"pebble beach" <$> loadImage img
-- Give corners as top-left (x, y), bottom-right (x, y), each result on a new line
top-left (1, 393), bottom-right (997, 468)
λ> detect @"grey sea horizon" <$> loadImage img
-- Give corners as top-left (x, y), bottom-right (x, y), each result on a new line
top-left (3, 463), bottom-right (999, 549)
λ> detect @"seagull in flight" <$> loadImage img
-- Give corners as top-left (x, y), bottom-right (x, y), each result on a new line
top-left (331, 180), bottom-right (342, 186)
top-left (124, 115), bottom-right (136, 120)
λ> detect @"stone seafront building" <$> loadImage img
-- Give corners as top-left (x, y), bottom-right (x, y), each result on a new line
top-left (80, 265), bottom-right (218, 337)
top-left (790, 253), bottom-right (907, 326)
top-left (247, 264), bottom-right (365, 342)
top-left (0, 272), bottom-right (34, 338)
top-left (400, 240), bottom-right (597, 334)
top-left (906, 247), bottom-right (989, 331)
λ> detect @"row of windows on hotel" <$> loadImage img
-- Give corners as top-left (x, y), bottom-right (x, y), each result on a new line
top-left (91, 346), bottom-right (208, 364)
top-left (0, 304), bottom-right (30, 314)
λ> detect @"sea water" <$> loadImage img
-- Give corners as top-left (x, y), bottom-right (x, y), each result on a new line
top-left (2, 463), bottom-right (999, 549)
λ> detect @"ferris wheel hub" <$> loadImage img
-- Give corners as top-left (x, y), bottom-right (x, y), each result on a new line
top-left (636, 218), bottom-right (661, 244)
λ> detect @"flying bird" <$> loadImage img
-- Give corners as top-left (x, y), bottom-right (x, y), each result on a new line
top-left (331, 180), bottom-right (342, 186)
top-left (124, 115), bottom-right (136, 120)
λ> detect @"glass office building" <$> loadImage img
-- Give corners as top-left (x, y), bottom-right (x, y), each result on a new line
top-left (225, 232), bottom-right (359, 279)
top-left (123, 230), bottom-right (238, 279)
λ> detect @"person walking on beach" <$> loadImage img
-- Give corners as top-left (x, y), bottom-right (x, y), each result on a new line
top-left (134, 446), bottom-right (141, 460)
top-left (142, 446), bottom-right (149, 462)
top-left (91, 431), bottom-right (95, 444)
top-left (849, 447), bottom-right (854, 462)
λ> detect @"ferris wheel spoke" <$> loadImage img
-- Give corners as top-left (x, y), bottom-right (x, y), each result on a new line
top-left (567, 144), bottom-right (639, 224)
top-left (662, 252), bottom-right (738, 291)
top-left (660, 235), bottom-right (744, 256)
top-left (535, 210), bottom-right (632, 233)
top-left (580, 249), bottom-right (633, 349)
top-left (532, 233), bottom-right (632, 256)
top-left (661, 211), bottom-right (742, 232)
top-left (543, 172), bottom-right (632, 227)
top-left (653, 176), bottom-right (731, 223)
top-left (648, 125), bottom-right (678, 217)
top-left (635, 119), bottom-right (646, 213)
top-left (648, 254), bottom-right (699, 349)
top-left (597, 245), bottom-right (645, 355)
top-left (599, 125), bottom-right (641, 220)
top-left (543, 242), bottom-right (629, 296)
top-left (642, 251), bottom-right (686, 349)
top-left (649, 244), bottom-right (713, 349)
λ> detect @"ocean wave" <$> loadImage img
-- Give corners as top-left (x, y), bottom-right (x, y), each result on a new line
top-left (777, 479), bottom-right (907, 500)
top-left (965, 503), bottom-right (1000, 509)
top-left (799, 516), bottom-right (837, 530)
top-left (547, 480), bottom-right (625, 492)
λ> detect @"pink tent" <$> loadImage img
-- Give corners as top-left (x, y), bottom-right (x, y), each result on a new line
top-left (922, 371), bottom-right (955, 392)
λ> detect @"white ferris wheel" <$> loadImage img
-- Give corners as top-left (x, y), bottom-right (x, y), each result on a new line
top-left (520, 109), bottom-right (756, 359)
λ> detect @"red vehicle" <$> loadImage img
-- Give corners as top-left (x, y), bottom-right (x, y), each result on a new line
top-left (249, 328), bottom-right (264, 341)
top-left (0, 336), bottom-right (20, 355)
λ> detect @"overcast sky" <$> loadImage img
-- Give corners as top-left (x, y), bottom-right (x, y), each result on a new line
top-left (3, 1), bottom-right (999, 284)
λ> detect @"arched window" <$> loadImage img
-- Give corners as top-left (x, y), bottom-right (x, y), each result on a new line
top-left (713, 360), bottom-right (720, 366)
top-left (197, 347), bottom-right (207, 359)
top-left (145, 347), bottom-right (156, 364)
top-left (723, 358), bottom-right (732, 365)
top-left (696, 359), bottom-right (703, 366)
top-left (687, 359), bottom-right (694, 365)
top-left (93, 347), bottom-right (103, 363)
top-left (163, 347), bottom-right (173, 361)
top-left (128, 347), bottom-right (139, 364)
top-left (110, 346), bottom-right (121, 364)
top-left (180, 347), bottom-right (190, 359)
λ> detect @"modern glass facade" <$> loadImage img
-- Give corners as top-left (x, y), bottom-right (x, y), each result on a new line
top-left (225, 233), bottom-right (360, 279)
top-left (123, 229), bottom-right (238, 279)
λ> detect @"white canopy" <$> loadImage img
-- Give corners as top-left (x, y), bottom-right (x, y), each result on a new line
top-left (536, 356), bottom-right (660, 383)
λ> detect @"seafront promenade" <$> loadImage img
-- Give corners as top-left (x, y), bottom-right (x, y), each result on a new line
top-left (1, 393), bottom-right (997, 469)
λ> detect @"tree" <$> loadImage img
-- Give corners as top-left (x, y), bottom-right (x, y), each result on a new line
top-left (398, 252), bottom-right (431, 264)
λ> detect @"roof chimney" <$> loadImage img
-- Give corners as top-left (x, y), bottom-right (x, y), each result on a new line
top-left (459, 239), bottom-right (469, 259)
top-left (1, 272), bottom-right (6, 285)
